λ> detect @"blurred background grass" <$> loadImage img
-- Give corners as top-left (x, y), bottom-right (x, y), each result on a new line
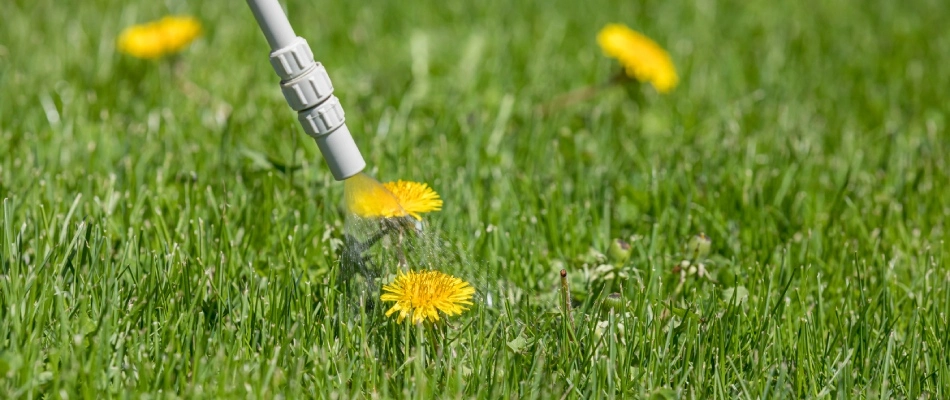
top-left (2, 0), bottom-right (949, 397)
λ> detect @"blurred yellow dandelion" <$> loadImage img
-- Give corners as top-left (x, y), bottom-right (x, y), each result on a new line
top-left (597, 23), bottom-right (678, 93)
top-left (382, 180), bottom-right (443, 220)
top-left (380, 270), bottom-right (475, 324)
top-left (117, 16), bottom-right (202, 59)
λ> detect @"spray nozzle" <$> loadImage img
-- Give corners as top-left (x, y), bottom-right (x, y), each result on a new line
top-left (246, 0), bottom-right (366, 180)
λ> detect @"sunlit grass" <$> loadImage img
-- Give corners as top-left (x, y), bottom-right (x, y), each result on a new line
top-left (2, 0), bottom-right (949, 397)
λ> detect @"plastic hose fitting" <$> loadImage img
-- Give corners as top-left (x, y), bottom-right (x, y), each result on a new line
top-left (247, 0), bottom-right (366, 180)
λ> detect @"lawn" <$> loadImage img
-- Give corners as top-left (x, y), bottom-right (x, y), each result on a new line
top-left (2, 0), bottom-right (950, 398)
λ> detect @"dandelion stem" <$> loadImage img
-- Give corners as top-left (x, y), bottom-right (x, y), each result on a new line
top-left (364, 223), bottom-right (392, 248)
top-left (537, 70), bottom-right (630, 114)
top-left (395, 231), bottom-right (408, 267)
top-left (540, 85), bottom-right (602, 113)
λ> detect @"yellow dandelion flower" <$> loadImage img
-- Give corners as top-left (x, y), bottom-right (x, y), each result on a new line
top-left (597, 23), bottom-right (678, 93)
top-left (380, 270), bottom-right (475, 324)
top-left (345, 174), bottom-right (442, 220)
top-left (345, 173), bottom-right (406, 219)
top-left (382, 180), bottom-right (443, 220)
top-left (117, 16), bottom-right (202, 59)
top-left (158, 16), bottom-right (202, 54)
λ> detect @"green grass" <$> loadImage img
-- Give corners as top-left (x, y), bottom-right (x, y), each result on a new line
top-left (3, 0), bottom-right (950, 397)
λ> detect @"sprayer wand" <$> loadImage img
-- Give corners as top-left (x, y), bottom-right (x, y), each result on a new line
top-left (245, 0), bottom-right (366, 180)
